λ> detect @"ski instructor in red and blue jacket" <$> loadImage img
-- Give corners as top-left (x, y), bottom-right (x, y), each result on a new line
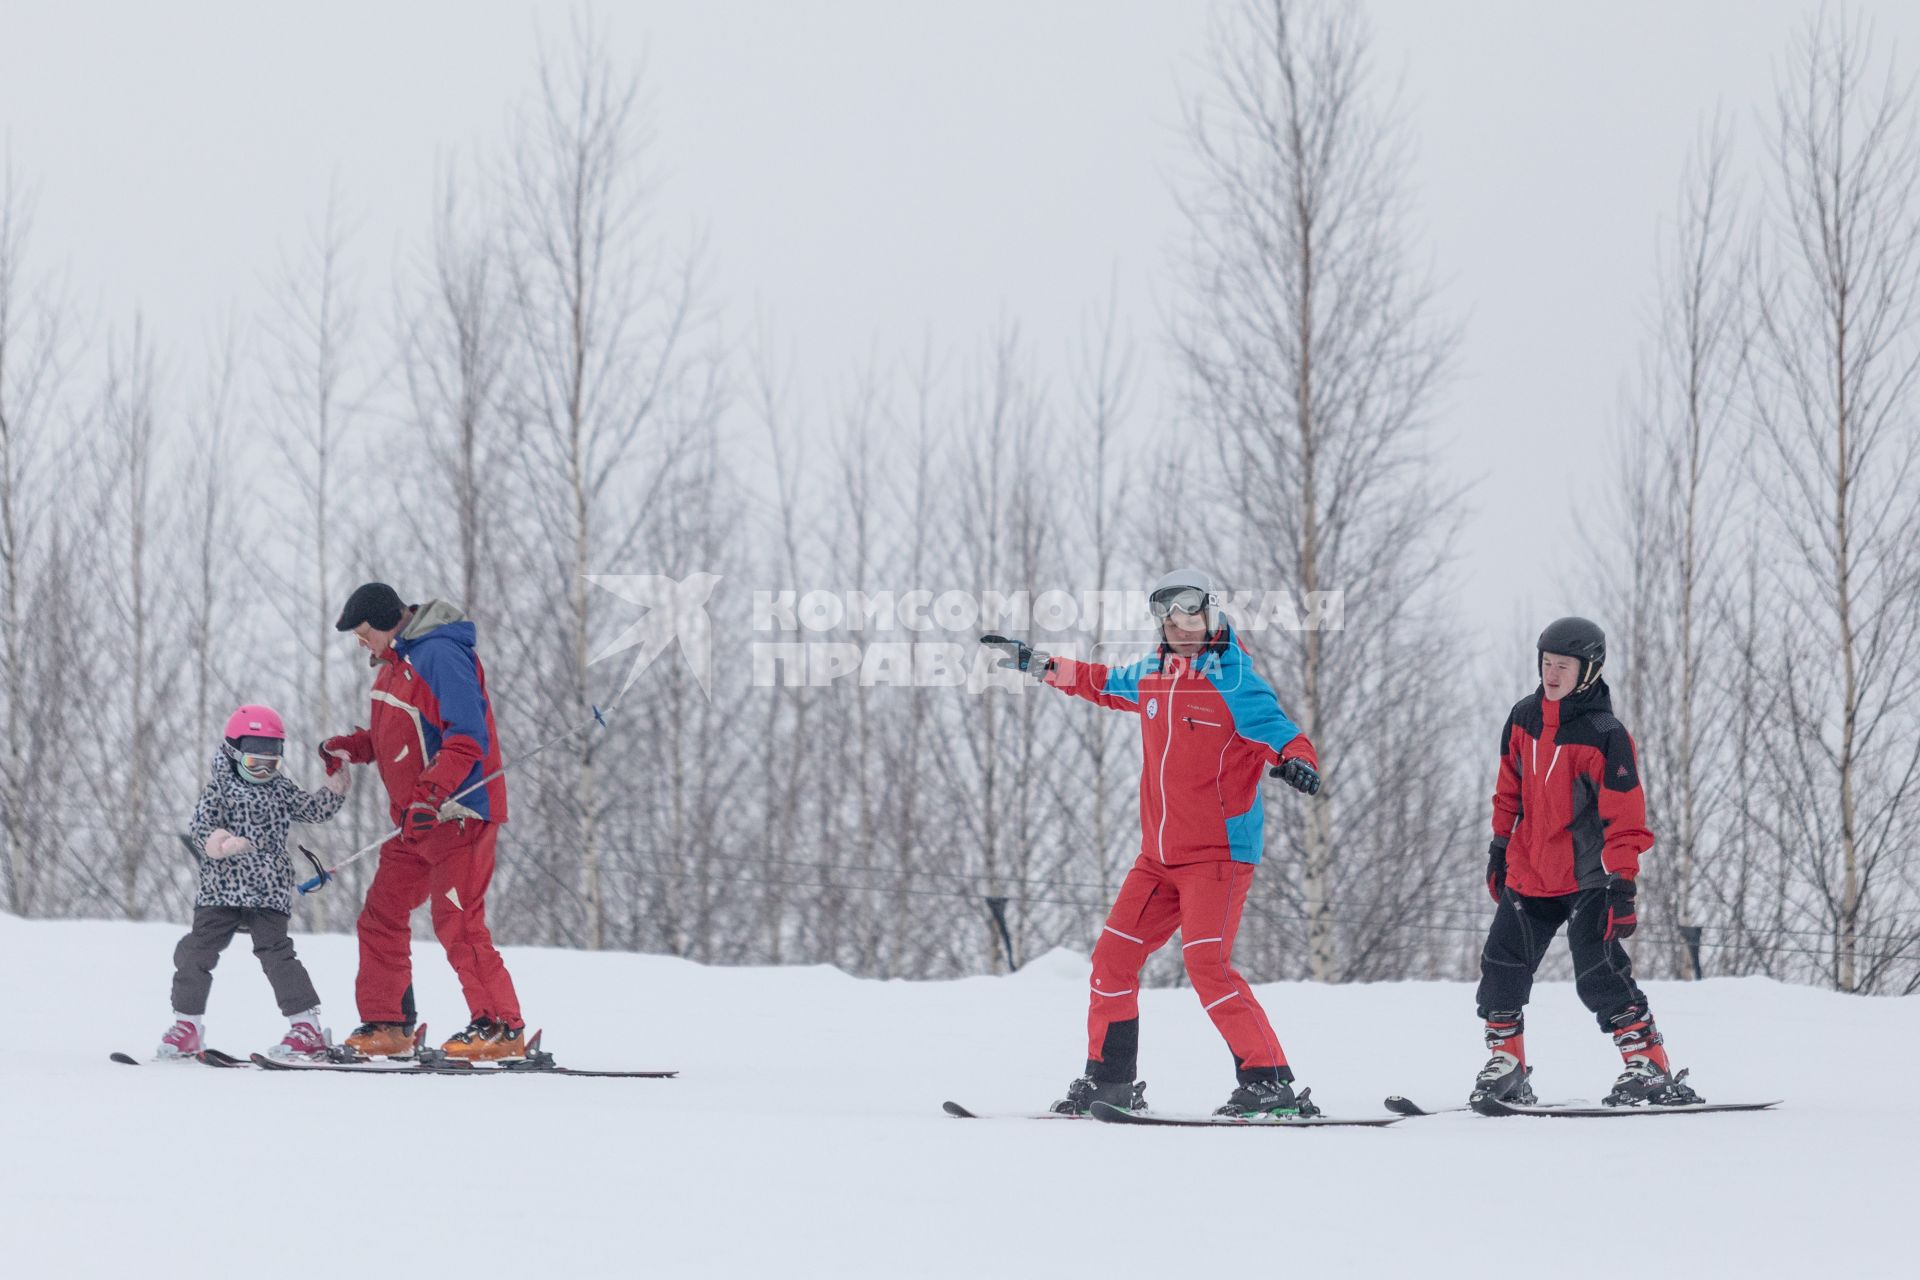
top-left (322, 582), bottom-right (526, 1063)
top-left (984, 567), bottom-right (1321, 1119)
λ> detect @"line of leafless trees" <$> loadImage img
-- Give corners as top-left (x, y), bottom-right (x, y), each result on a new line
top-left (1596, 9), bottom-right (1920, 993)
top-left (2, 3), bottom-right (1913, 994)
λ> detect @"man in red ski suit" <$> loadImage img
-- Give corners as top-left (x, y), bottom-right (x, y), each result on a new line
top-left (323, 582), bottom-right (525, 1062)
top-left (986, 568), bottom-right (1321, 1119)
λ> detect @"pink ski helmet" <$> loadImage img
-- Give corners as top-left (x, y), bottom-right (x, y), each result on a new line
top-left (224, 705), bottom-right (286, 741)
top-left (223, 704), bottom-right (286, 784)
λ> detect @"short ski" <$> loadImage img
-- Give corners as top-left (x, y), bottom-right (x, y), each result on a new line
top-left (942, 1101), bottom-right (1083, 1120)
top-left (1090, 1101), bottom-right (1400, 1128)
top-left (111, 1049), bottom-right (246, 1067)
top-left (1384, 1096), bottom-right (1469, 1117)
top-left (1470, 1097), bottom-right (1780, 1118)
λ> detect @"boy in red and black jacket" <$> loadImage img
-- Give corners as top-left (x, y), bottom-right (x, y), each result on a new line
top-left (1473, 617), bottom-right (1700, 1108)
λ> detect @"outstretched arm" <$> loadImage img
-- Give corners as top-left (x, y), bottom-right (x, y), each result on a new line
top-left (284, 778), bottom-right (349, 826)
top-left (1043, 653), bottom-right (1154, 714)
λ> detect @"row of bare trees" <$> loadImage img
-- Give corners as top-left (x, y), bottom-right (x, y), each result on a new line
top-left (1599, 10), bottom-right (1920, 993)
top-left (3, 2), bottom-right (1910, 993)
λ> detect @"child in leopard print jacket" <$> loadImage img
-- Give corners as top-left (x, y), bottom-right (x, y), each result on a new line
top-left (155, 704), bottom-right (350, 1062)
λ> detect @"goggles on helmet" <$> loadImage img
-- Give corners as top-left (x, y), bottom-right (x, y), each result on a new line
top-left (226, 735), bottom-right (284, 784)
top-left (1149, 586), bottom-right (1210, 620)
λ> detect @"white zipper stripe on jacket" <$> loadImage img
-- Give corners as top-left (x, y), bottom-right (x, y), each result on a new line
top-left (371, 688), bottom-right (431, 765)
top-left (1103, 925), bottom-right (1145, 944)
top-left (1544, 745), bottom-right (1563, 783)
top-left (1156, 664), bottom-right (1179, 862)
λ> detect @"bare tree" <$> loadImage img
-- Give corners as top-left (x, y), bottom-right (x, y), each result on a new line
top-left (396, 165), bottom-right (512, 616)
top-left (183, 324), bottom-right (244, 753)
top-left (261, 195), bottom-right (367, 931)
top-left (1749, 11), bottom-right (1920, 992)
top-left (86, 318), bottom-right (180, 917)
top-left (1596, 124), bottom-right (1747, 978)
top-left (502, 15), bottom-right (717, 949)
top-left (1064, 278), bottom-right (1140, 912)
top-left (1175, 0), bottom-right (1462, 981)
top-left (0, 165), bottom-right (69, 914)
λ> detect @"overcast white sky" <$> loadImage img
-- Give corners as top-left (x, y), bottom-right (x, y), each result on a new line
top-left (4, 0), bottom-right (1914, 670)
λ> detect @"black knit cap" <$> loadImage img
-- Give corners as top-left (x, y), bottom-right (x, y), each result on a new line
top-left (335, 582), bottom-right (405, 633)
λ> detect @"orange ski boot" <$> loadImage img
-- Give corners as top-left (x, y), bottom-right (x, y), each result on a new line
top-left (343, 1022), bottom-right (416, 1059)
top-left (441, 1017), bottom-right (527, 1062)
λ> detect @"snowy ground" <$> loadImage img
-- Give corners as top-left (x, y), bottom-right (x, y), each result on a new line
top-left (1, 912), bottom-right (1907, 1278)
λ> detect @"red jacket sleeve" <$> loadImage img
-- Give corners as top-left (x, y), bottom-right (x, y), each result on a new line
top-left (1491, 714), bottom-right (1522, 844)
top-left (1042, 656), bottom-right (1143, 713)
top-left (1597, 724), bottom-right (1654, 880)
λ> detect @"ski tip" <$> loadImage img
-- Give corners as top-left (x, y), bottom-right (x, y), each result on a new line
top-left (1383, 1095), bottom-right (1429, 1117)
top-left (109, 1051), bottom-right (141, 1066)
top-left (526, 1028), bottom-right (543, 1054)
top-left (941, 1101), bottom-right (979, 1119)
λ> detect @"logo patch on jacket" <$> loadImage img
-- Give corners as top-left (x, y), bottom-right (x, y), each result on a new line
top-left (1146, 697), bottom-right (1159, 720)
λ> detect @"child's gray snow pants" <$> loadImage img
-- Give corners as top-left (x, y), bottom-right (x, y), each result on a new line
top-left (170, 907), bottom-right (320, 1017)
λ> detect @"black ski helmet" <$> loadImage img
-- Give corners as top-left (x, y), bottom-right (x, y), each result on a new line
top-left (1537, 616), bottom-right (1605, 693)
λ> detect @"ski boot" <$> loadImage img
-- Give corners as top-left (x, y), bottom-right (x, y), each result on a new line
top-left (269, 1011), bottom-right (329, 1062)
top-left (1469, 1013), bottom-right (1535, 1107)
top-left (1215, 1076), bottom-right (1321, 1119)
top-left (1605, 1061), bottom-right (1703, 1107)
top-left (1602, 1005), bottom-right (1701, 1105)
top-left (343, 1021), bottom-right (415, 1060)
top-left (155, 1016), bottom-right (202, 1061)
top-left (441, 1017), bottom-right (527, 1062)
top-left (1051, 1075), bottom-right (1148, 1116)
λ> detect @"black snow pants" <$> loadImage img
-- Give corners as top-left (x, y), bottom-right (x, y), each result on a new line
top-left (1474, 887), bottom-right (1648, 1031)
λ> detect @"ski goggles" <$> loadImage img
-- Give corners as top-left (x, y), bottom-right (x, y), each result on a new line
top-left (1149, 587), bottom-right (1210, 619)
top-left (228, 736), bottom-right (284, 781)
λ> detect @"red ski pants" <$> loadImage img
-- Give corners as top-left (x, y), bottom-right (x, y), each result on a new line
top-left (355, 820), bottom-right (521, 1027)
top-left (1087, 855), bottom-right (1287, 1074)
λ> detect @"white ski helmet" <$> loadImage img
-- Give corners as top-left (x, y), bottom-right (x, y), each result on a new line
top-left (1148, 567), bottom-right (1218, 631)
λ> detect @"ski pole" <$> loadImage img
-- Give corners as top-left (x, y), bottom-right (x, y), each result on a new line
top-left (297, 703), bottom-right (609, 894)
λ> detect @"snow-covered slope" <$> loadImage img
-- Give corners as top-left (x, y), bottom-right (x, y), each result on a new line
top-left (0, 912), bottom-right (1904, 1278)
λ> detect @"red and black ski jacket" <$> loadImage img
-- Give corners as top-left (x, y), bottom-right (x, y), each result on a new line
top-left (1491, 680), bottom-right (1652, 897)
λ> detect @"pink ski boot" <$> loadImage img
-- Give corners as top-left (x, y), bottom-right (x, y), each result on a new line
top-left (270, 1011), bottom-right (329, 1061)
top-left (157, 1016), bottom-right (203, 1060)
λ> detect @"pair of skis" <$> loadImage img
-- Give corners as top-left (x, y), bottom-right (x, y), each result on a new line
top-left (111, 1029), bottom-right (674, 1079)
top-left (945, 1094), bottom-right (1781, 1125)
top-left (943, 1099), bottom-right (1400, 1128)
top-left (1385, 1094), bottom-right (1780, 1119)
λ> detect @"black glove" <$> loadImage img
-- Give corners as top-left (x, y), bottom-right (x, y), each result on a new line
top-left (400, 784), bottom-right (446, 846)
top-left (1486, 839), bottom-right (1508, 903)
top-left (980, 633), bottom-right (1053, 677)
top-left (1269, 758), bottom-right (1320, 795)
top-left (1603, 876), bottom-right (1637, 940)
